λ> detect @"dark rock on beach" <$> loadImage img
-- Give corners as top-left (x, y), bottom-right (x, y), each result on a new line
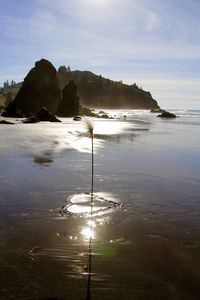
top-left (3, 59), bottom-right (61, 117)
top-left (1, 101), bottom-right (24, 118)
top-left (22, 107), bottom-right (61, 123)
top-left (73, 116), bottom-right (82, 121)
top-left (36, 107), bottom-right (61, 122)
top-left (157, 111), bottom-right (177, 118)
top-left (0, 119), bottom-right (15, 125)
top-left (22, 116), bottom-right (39, 123)
top-left (100, 114), bottom-right (109, 119)
top-left (79, 105), bottom-right (96, 117)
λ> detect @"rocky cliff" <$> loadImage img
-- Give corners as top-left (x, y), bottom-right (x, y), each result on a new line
top-left (57, 67), bottom-right (160, 109)
top-left (2, 59), bottom-right (160, 117)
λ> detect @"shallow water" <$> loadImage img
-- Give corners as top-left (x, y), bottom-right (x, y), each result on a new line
top-left (0, 110), bottom-right (200, 299)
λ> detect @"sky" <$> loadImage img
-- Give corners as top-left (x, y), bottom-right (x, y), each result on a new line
top-left (0, 0), bottom-right (200, 109)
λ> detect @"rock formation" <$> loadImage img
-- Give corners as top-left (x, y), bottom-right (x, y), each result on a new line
top-left (22, 116), bottom-right (39, 123)
top-left (57, 80), bottom-right (79, 117)
top-left (1, 101), bottom-right (24, 118)
top-left (0, 119), bottom-right (15, 125)
top-left (2, 59), bottom-right (61, 117)
top-left (22, 107), bottom-right (61, 123)
top-left (56, 70), bottom-right (160, 109)
top-left (36, 107), bottom-right (61, 122)
top-left (157, 111), bottom-right (177, 118)
top-left (1, 59), bottom-right (161, 115)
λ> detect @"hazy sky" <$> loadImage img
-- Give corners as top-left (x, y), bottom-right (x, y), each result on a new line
top-left (0, 0), bottom-right (200, 109)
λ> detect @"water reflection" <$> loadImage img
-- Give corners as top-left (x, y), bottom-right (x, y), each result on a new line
top-left (33, 155), bottom-right (54, 165)
top-left (60, 193), bottom-right (121, 218)
top-left (68, 119), bottom-right (149, 152)
top-left (81, 226), bottom-right (95, 240)
top-left (10, 118), bottom-right (150, 166)
top-left (59, 192), bottom-right (122, 300)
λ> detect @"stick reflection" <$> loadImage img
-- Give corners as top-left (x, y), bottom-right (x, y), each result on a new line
top-left (81, 216), bottom-right (96, 300)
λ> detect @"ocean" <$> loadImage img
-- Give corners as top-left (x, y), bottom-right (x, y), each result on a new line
top-left (0, 109), bottom-right (200, 299)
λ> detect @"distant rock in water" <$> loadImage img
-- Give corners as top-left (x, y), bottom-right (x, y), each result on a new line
top-left (57, 80), bottom-right (79, 117)
top-left (3, 59), bottom-right (61, 117)
top-left (36, 107), bottom-right (61, 122)
top-left (157, 111), bottom-right (177, 118)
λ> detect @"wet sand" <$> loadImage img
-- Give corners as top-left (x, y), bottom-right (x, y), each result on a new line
top-left (0, 111), bottom-right (200, 299)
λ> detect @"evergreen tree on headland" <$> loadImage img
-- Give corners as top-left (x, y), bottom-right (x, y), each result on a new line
top-left (57, 80), bottom-right (79, 117)
top-left (57, 65), bottom-right (71, 89)
top-left (3, 80), bottom-right (9, 89)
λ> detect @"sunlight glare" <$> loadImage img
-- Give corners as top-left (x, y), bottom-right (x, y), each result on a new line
top-left (87, 220), bottom-right (96, 228)
top-left (81, 227), bottom-right (95, 240)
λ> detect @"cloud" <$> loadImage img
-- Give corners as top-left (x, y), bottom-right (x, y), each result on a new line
top-left (124, 78), bottom-right (200, 109)
top-left (2, 0), bottom-right (200, 62)
top-left (0, 0), bottom-right (200, 108)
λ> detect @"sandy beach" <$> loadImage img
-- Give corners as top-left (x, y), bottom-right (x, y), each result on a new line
top-left (0, 110), bottom-right (200, 299)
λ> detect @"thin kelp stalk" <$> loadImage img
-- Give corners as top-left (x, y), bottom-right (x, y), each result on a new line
top-left (82, 118), bottom-right (94, 300)
top-left (91, 129), bottom-right (94, 202)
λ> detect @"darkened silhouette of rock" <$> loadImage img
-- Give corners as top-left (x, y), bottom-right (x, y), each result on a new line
top-left (100, 114), bottom-right (109, 119)
top-left (57, 69), bottom-right (160, 109)
top-left (3, 59), bottom-right (61, 116)
top-left (2, 62), bottom-right (161, 110)
top-left (36, 107), bottom-right (61, 122)
top-left (79, 105), bottom-right (96, 117)
top-left (57, 65), bottom-right (71, 89)
top-left (57, 80), bottom-right (79, 117)
top-left (0, 119), bottom-right (15, 124)
top-left (0, 92), bottom-right (7, 110)
top-left (1, 101), bottom-right (24, 118)
top-left (158, 111), bottom-right (177, 118)
top-left (22, 116), bottom-right (39, 123)
top-left (73, 116), bottom-right (82, 121)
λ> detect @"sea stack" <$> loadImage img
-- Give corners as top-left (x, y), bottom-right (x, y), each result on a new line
top-left (2, 59), bottom-right (61, 117)
top-left (57, 80), bottom-right (79, 117)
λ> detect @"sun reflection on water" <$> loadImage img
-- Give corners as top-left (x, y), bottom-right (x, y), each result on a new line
top-left (81, 226), bottom-right (95, 240)
top-left (87, 220), bottom-right (96, 228)
top-left (66, 119), bottom-right (135, 153)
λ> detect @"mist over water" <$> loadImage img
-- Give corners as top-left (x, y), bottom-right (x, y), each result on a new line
top-left (0, 110), bottom-right (200, 299)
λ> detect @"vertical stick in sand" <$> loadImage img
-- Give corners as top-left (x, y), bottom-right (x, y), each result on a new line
top-left (83, 118), bottom-right (94, 300)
